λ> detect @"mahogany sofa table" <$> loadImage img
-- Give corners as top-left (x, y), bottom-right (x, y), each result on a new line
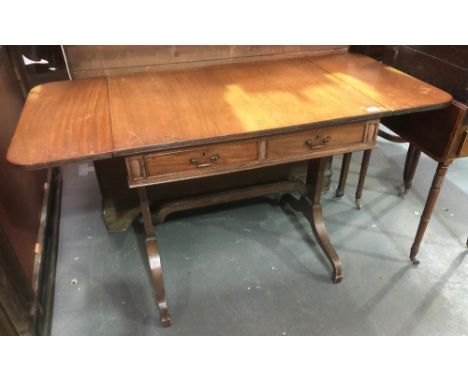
top-left (7, 53), bottom-right (451, 326)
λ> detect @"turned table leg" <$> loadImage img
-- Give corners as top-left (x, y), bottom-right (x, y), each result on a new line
top-left (336, 152), bottom-right (352, 197)
top-left (281, 157), bottom-right (343, 283)
top-left (138, 187), bottom-right (171, 327)
top-left (355, 149), bottom-right (372, 209)
top-left (410, 161), bottom-right (451, 265)
top-left (400, 144), bottom-right (421, 197)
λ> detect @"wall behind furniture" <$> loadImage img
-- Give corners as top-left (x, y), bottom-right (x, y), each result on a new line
top-left (64, 45), bottom-right (348, 78)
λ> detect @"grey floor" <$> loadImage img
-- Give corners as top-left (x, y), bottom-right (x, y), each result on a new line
top-left (51, 134), bottom-right (468, 335)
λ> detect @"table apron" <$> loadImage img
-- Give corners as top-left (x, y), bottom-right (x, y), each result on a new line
top-left (125, 119), bottom-right (380, 188)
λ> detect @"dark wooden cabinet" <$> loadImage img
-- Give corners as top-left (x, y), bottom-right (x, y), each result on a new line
top-left (0, 46), bottom-right (45, 334)
top-left (0, 46), bottom-right (61, 335)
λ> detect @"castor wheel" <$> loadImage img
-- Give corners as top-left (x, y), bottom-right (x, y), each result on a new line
top-left (160, 311), bottom-right (172, 327)
top-left (332, 272), bottom-right (343, 284)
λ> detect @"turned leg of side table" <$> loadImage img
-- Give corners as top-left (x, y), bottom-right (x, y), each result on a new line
top-left (335, 149), bottom-right (372, 209)
top-left (336, 152), bottom-right (352, 197)
top-left (410, 161), bottom-right (451, 265)
top-left (355, 149), bottom-right (372, 209)
top-left (281, 156), bottom-right (343, 283)
top-left (400, 144), bottom-right (421, 197)
top-left (138, 187), bottom-right (171, 327)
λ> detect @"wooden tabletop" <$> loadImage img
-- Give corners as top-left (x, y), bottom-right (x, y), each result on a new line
top-left (312, 54), bottom-right (452, 113)
top-left (8, 78), bottom-right (113, 168)
top-left (7, 53), bottom-right (452, 169)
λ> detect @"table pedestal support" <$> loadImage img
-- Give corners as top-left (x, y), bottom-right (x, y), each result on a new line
top-left (150, 180), bottom-right (307, 224)
top-left (281, 157), bottom-right (343, 283)
top-left (137, 158), bottom-right (346, 326)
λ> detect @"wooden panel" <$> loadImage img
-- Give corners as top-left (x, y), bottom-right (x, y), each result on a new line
top-left (404, 46), bottom-right (468, 74)
top-left (7, 78), bottom-right (113, 168)
top-left (267, 121), bottom-right (372, 160)
top-left (108, 56), bottom-right (385, 156)
top-left (0, 304), bottom-right (17, 335)
top-left (0, 47), bottom-right (46, 281)
top-left (382, 100), bottom-right (468, 162)
top-left (349, 46), bottom-right (385, 61)
top-left (143, 140), bottom-right (259, 178)
top-left (65, 45), bottom-right (348, 78)
top-left (457, 130), bottom-right (468, 157)
top-left (313, 53), bottom-right (452, 113)
top-left (0, 226), bottom-right (35, 335)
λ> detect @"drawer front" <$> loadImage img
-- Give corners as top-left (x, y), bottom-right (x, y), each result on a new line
top-left (127, 140), bottom-right (260, 185)
top-left (267, 121), bottom-right (374, 160)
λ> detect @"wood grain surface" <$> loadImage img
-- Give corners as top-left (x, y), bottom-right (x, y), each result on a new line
top-left (7, 53), bottom-right (453, 168)
top-left (65, 45), bottom-right (348, 78)
top-left (108, 57), bottom-right (385, 155)
top-left (312, 54), bottom-right (452, 113)
top-left (7, 78), bottom-right (113, 168)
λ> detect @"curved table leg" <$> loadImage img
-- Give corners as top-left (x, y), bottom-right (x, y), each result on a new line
top-left (355, 149), bottom-right (372, 209)
top-left (409, 161), bottom-right (450, 265)
top-left (281, 157), bottom-right (343, 283)
top-left (336, 152), bottom-right (352, 197)
top-left (305, 194), bottom-right (343, 283)
top-left (138, 187), bottom-right (172, 327)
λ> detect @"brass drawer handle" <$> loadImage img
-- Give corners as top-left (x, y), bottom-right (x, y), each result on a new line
top-left (189, 153), bottom-right (220, 168)
top-left (305, 135), bottom-right (332, 149)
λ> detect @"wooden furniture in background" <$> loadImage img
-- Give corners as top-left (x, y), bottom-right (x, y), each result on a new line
top-left (0, 46), bottom-right (63, 335)
top-left (336, 46), bottom-right (468, 262)
top-left (7, 53), bottom-right (451, 326)
top-left (8, 46), bottom-right (68, 97)
top-left (0, 47), bottom-right (43, 335)
top-left (383, 46), bottom-right (468, 261)
top-left (0, 227), bottom-right (35, 335)
top-left (0, 47), bottom-right (47, 279)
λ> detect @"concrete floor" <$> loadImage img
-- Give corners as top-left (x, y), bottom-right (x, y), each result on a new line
top-left (51, 134), bottom-right (468, 335)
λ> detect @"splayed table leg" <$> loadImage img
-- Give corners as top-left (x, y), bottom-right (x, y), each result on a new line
top-left (281, 157), bottom-right (343, 283)
top-left (138, 187), bottom-right (171, 327)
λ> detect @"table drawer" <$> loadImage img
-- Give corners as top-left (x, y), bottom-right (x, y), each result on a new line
top-left (267, 121), bottom-right (376, 160)
top-left (127, 140), bottom-right (260, 185)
